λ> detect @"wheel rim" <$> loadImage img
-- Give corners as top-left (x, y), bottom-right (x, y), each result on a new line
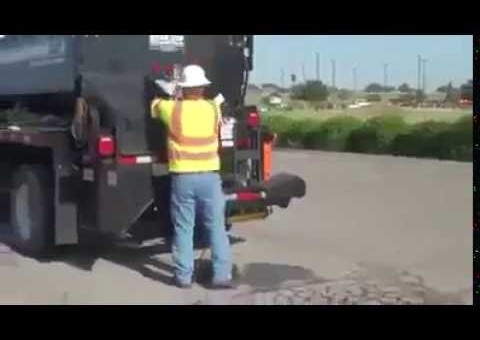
top-left (15, 183), bottom-right (32, 241)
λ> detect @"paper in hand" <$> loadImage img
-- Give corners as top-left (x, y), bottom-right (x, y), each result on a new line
top-left (214, 94), bottom-right (226, 106)
top-left (155, 80), bottom-right (175, 97)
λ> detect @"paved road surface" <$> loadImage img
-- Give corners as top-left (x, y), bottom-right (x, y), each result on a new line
top-left (0, 150), bottom-right (472, 304)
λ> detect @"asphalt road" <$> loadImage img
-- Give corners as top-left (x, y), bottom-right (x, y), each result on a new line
top-left (0, 150), bottom-right (473, 305)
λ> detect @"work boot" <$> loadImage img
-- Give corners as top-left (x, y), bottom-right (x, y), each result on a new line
top-left (174, 277), bottom-right (193, 290)
top-left (210, 279), bottom-right (236, 290)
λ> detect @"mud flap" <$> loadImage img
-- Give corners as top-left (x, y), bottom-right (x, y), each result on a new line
top-left (262, 173), bottom-right (306, 208)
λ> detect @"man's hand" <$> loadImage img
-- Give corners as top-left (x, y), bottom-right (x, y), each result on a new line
top-left (214, 94), bottom-right (226, 106)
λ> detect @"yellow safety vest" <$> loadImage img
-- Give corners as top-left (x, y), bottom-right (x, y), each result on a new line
top-left (151, 98), bottom-right (221, 173)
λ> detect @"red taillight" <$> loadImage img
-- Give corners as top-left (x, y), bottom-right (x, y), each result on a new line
top-left (225, 191), bottom-right (267, 202)
top-left (118, 156), bottom-right (136, 165)
top-left (98, 135), bottom-right (115, 157)
top-left (118, 155), bottom-right (154, 166)
top-left (247, 111), bottom-right (261, 129)
top-left (237, 192), bottom-right (265, 202)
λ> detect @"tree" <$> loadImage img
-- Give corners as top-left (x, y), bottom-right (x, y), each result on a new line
top-left (399, 93), bottom-right (417, 104)
top-left (291, 81), bottom-right (329, 102)
top-left (260, 96), bottom-right (271, 106)
top-left (415, 90), bottom-right (426, 103)
top-left (460, 79), bottom-right (473, 101)
top-left (364, 83), bottom-right (385, 93)
top-left (436, 85), bottom-right (448, 93)
top-left (337, 89), bottom-right (353, 101)
top-left (327, 86), bottom-right (338, 94)
top-left (366, 94), bottom-right (382, 102)
top-left (398, 83), bottom-right (413, 93)
top-left (384, 86), bottom-right (396, 93)
top-left (291, 84), bottom-right (304, 100)
top-left (445, 82), bottom-right (461, 103)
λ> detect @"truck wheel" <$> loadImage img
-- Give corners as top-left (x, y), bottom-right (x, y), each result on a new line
top-left (10, 165), bottom-right (54, 257)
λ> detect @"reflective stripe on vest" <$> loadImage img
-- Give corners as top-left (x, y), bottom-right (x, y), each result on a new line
top-left (169, 149), bottom-right (219, 161)
top-left (169, 100), bottom-right (219, 146)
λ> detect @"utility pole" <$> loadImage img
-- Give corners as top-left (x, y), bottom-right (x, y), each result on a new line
top-left (331, 59), bottom-right (336, 89)
top-left (302, 63), bottom-right (307, 82)
top-left (316, 53), bottom-right (320, 81)
top-left (422, 59), bottom-right (428, 94)
top-left (417, 55), bottom-right (422, 92)
top-left (353, 67), bottom-right (358, 92)
top-left (383, 63), bottom-right (389, 89)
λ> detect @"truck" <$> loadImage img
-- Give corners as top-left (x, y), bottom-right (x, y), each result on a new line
top-left (0, 35), bottom-right (306, 257)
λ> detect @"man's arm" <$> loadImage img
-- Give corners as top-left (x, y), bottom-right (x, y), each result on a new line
top-left (151, 79), bottom-right (178, 122)
top-left (150, 98), bottom-right (162, 119)
top-left (214, 94), bottom-right (226, 125)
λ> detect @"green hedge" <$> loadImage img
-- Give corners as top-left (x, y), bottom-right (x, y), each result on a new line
top-left (390, 116), bottom-right (472, 161)
top-left (346, 115), bottom-right (410, 154)
top-left (303, 117), bottom-right (363, 151)
top-left (265, 114), bottom-right (472, 162)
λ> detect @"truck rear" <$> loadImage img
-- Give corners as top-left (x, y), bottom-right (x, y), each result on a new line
top-left (0, 35), bottom-right (306, 256)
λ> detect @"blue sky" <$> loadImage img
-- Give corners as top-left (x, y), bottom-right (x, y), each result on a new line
top-left (250, 35), bottom-right (473, 92)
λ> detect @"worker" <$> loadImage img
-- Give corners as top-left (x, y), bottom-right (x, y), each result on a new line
top-left (151, 65), bottom-right (233, 290)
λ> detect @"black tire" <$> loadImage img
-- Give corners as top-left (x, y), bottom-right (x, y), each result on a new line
top-left (10, 165), bottom-right (54, 257)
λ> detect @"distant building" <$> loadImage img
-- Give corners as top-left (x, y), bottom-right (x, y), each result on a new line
top-left (245, 84), bottom-right (264, 106)
top-left (268, 95), bottom-right (283, 106)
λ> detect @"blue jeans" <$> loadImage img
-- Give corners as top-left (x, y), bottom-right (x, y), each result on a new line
top-left (171, 172), bottom-right (232, 284)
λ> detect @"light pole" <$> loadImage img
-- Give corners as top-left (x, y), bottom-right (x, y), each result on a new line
top-left (417, 55), bottom-right (422, 92)
top-left (331, 59), bottom-right (336, 89)
top-left (422, 59), bottom-right (428, 94)
top-left (383, 63), bottom-right (389, 89)
top-left (353, 67), bottom-right (358, 92)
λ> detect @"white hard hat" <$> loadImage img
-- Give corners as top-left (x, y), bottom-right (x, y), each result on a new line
top-left (178, 65), bottom-right (211, 88)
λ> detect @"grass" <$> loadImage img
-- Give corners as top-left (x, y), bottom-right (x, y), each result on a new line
top-left (264, 114), bottom-right (472, 162)
top-left (264, 104), bottom-right (471, 125)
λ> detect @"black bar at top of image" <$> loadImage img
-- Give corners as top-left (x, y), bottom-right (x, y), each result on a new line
top-left (474, 34), bottom-right (479, 307)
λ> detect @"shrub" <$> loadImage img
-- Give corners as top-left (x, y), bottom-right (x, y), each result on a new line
top-left (302, 116), bottom-right (362, 151)
top-left (263, 113), bottom-right (472, 162)
top-left (433, 116), bottom-right (472, 161)
top-left (390, 121), bottom-right (450, 158)
top-left (264, 116), bottom-right (316, 147)
top-left (263, 115), bottom-right (293, 146)
top-left (282, 119), bottom-right (318, 146)
top-left (347, 115), bottom-right (409, 154)
top-left (366, 94), bottom-right (382, 102)
top-left (390, 116), bottom-right (472, 161)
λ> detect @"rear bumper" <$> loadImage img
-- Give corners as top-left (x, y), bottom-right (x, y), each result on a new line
top-left (224, 173), bottom-right (306, 221)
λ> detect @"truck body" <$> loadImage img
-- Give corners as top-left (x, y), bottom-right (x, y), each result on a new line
top-left (0, 35), bottom-right (305, 255)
